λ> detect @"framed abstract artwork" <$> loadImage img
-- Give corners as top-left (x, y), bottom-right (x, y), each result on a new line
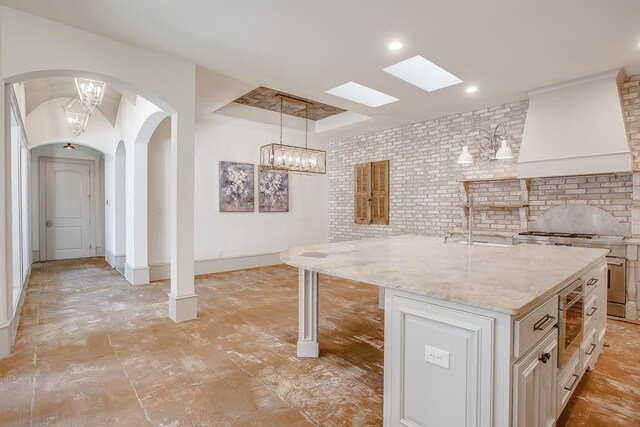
top-left (219, 161), bottom-right (255, 212)
top-left (259, 167), bottom-right (289, 212)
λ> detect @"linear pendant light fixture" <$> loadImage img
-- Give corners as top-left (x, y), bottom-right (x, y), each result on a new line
top-left (259, 95), bottom-right (326, 175)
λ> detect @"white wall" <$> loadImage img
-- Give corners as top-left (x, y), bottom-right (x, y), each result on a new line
top-left (104, 141), bottom-right (127, 270)
top-left (195, 115), bottom-right (328, 259)
top-left (148, 118), bottom-right (171, 265)
top-left (146, 114), bottom-right (328, 269)
top-left (30, 144), bottom-right (105, 260)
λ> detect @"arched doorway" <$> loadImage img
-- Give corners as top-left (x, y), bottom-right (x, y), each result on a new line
top-left (0, 13), bottom-right (198, 359)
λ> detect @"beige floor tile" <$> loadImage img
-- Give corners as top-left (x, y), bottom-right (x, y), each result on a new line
top-left (1, 258), bottom-right (638, 426)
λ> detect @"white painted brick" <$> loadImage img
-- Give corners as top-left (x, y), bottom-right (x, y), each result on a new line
top-left (328, 76), bottom-right (640, 241)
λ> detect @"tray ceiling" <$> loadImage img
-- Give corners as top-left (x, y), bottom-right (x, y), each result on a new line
top-left (233, 87), bottom-right (345, 121)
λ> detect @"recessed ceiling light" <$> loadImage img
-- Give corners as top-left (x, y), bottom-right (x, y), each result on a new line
top-left (388, 41), bottom-right (403, 50)
top-left (466, 86), bottom-right (478, 93)
top-left (383, 55), bottom-right (463, 92)
top-left (325, 82), bottom-right (398, 108)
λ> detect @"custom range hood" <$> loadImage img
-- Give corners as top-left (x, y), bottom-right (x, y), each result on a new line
top-left (518, 70), bottom-right (631, 178)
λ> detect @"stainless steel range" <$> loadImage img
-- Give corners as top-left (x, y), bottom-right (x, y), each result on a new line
top-left (513, 205), bottom-right (628, 318)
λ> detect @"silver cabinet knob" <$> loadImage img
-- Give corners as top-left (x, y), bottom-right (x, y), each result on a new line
top-left (46, 220), bottom-right (53, 227)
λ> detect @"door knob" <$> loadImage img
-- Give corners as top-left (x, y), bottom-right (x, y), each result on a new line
top-left (46, 220), bottom-right (53, 227)
top-left (538, 352), bottom-right (551, 364)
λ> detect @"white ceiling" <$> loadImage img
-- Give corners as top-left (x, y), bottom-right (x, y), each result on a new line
top-left (22, 77), bottom-right (124, 126)
top-left (3, 0), bottom-right (640, 141)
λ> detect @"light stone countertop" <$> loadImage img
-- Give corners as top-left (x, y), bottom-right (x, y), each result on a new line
top-left (280, 235), bottom-right (608, 316)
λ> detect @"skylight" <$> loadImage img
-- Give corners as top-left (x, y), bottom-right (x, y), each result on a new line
top-left (383, 55), bottom-right (463, 92)
top-left (325, 82), bottom-right (398, 108)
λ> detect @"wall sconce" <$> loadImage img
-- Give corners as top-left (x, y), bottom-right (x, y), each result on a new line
top-left (456, 123), bottom-right (513, 164)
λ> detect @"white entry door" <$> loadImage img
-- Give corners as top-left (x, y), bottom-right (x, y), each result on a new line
top-left (44, 160), bottom-right (94, 260)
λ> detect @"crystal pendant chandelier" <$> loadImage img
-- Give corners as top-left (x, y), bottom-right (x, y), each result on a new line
top-left (74, 77), bottom-right (106, 111)
top-left (61, 98), bottom-right (91, 138)
top-left (259, 95), bottom-right (326, 175)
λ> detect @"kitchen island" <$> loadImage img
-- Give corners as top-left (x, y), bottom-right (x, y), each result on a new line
top-left (280, 235), bottom-right (608, 427)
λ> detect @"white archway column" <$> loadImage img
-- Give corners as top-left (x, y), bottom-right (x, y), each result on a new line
top-left (167, 113), bottom-right (196, 322)
top-left (113, 143), bottom-right (126, 270)
top-left (124, 141), bottom-right (149, 285)
top-left (0, 80), bottom-right (13, 357)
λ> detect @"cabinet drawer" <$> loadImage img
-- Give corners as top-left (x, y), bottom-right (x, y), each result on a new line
top-left (584, 292), bottom-right (598, 332)
top-left (558, 351), bottom-right (581, 416)
top-left (514, 296), bottom-right (559, 358)
top-left (581, 327), bottom-right (598, 372)
top-left (584, 266), bottom-right (601, 297)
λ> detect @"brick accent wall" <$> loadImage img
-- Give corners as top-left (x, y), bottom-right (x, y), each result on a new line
top-left (328, 76), bottom-right (640, 242)
top-left (528, 174), bottom-right (632, 223)
top-left (621, 75), bottom-right (640, 169)
top-left (621, 75), bottom-right (640, 235)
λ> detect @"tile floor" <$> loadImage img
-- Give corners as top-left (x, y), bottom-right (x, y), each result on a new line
top-left (0, 258), bottom-right (637, 426)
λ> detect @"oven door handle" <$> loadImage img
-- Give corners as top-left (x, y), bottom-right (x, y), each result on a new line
top-left (533, 314), bottom-right (556, 331)
top-left (566, 291), bottom-right (584, 308)
top-left (607, 262), bottom-right (624, 267)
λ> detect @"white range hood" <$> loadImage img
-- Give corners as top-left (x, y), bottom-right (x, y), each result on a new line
top-left (518, 70), bottom-right (632, 178)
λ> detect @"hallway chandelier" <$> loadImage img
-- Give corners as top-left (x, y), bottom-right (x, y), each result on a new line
top-left (259, 95), bottom-right (326, 175)
top-left (74, 77), bottom-right (106, 111)
top-left (61, 98), bottom-right (90, 138)
top-left (456, 123), bottom-right (513, 164)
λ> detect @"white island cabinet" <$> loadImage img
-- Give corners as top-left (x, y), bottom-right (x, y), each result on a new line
top-left (280, 236), bottom-right (608, 427)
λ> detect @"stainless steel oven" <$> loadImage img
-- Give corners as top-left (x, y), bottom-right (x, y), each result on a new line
top-left (558, 278), bottom-right (585, 368)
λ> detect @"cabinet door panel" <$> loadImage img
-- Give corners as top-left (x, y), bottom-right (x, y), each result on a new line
top-left (385, 294), bottom-right (494, 427)
top-left (538, 331), bottom-right (558, 427)
top-left (513, 329), bottom-right (558, 427)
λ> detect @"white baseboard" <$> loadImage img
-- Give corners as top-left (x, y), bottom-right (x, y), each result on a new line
top-left (1, 269), bottom-right (30, 359)
top-left (148, 252), bottom-right (281, 282)
top-left (106, 251), bottom-right (114, 267)
top-left (96, 246), bottom-right (105, 257)
top-left (124, 263), bottom-right (150, 285)
top-left (32, 249), bottom-right (40, 262)
top-left (106, 251), bottom-right (126, 270)
top-left (168, 292), bottom-right (197, 323)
